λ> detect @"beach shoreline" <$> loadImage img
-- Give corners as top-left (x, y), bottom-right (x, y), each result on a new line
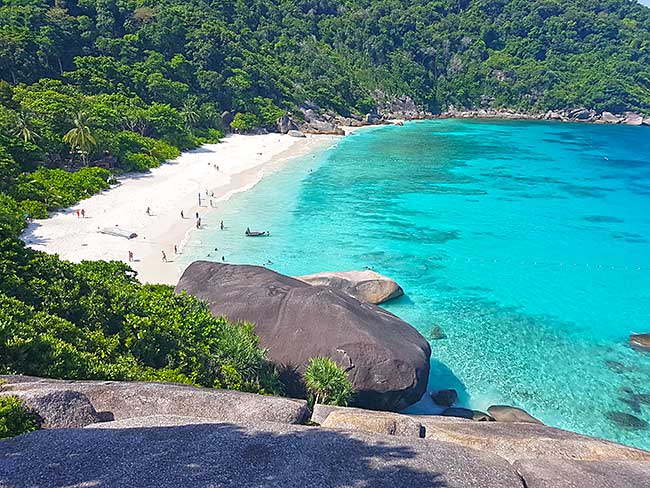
top-left (22, 133), bottom-right (339, 285)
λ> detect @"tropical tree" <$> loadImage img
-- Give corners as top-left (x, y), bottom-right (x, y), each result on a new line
top-left (62, 112), bottom-right (96, 165)
top-left (304, 357), bottom-right (355, 407)
top-left (12, 112), bottom-right (39, 143)
top-left (180, 97), bottom-right (200, 132)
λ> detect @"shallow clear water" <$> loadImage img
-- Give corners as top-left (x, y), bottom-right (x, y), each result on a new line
top-left (179, 120), bottom-right (650, 449)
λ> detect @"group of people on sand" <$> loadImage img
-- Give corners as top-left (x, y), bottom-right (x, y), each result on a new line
top-left (75, 209), bottom-right (87, 218)
top-left (136, 186), bottom-right (229, 266)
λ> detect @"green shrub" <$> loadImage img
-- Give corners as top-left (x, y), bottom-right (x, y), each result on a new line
top-left (18, 200), bottom-right (48, 220)
top-left (0, 279), bottom-right (280, 396)
top-left (122, 152), bottom-right (159, 172)
top-left (115, 131), bottom-right (180, 166)
top-left (230, 112), bottom-right (260, 132)
top-left (0, 193), bottom-right (25, 238)
top-left (304, 357), bottom-right (354, 407)
top-left (15, 167), bottom-right (110, 210)
top-left (0, 396), bottom-right (38, 439)
top-left (195, 128), bottom-right (224, 144)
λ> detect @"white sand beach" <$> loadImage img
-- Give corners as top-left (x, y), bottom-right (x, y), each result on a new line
top-left (22, 133), bottom-right (338, 285)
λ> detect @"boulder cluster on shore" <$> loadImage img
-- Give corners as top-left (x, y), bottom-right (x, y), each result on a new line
top-left (274, 96), bottom-right (650, 135)
top-left (440, 106), bottom-right (650, 126)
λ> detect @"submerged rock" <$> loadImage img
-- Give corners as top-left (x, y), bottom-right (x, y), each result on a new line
top-left (295, 270), bottom-right (403, 304)
top-left (635, 393), bottom-right (650, 405)
top-left (176, 262), bottom-right (431, 411)
top-left (605, 411), bottom-right (649, 430)
top-left (428, 325), bottom-right (446, 340)
top-left (430, 389), bottom-right (458, 407)
top-left (487, 405), bottom-right (542, 424)
top-left (630, 333), bottom-right (650, 351)
top-left (605, 360), bottom-right (633, 374)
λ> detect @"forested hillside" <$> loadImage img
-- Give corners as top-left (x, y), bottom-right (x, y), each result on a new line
top-left (2, 0), bottom-right (650, 124)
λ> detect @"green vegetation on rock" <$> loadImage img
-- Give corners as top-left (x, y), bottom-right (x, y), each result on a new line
top-left (304, 357), bottom-right (355, 407)
top-left (0, 396), bottom-right (38, 440)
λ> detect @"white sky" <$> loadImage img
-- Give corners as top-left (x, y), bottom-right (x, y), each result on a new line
top-left (639, 0), bottom-right (650, 7)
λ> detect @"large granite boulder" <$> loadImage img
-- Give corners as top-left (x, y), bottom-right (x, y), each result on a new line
top-left (321, 409), bottom-right (424, 438)
top-left (175, 262), bottom-right (431, 411)
top-left (622, 112), bottom-right (644, 126)
top-left (303, 119), bottom-right (345, 135)
top-left (417, 417), bottom-right (650, 463)
top-left (0, 421), bottom-right (524, 488)
top-left (276, 113), bottom-right (298, 134)
top-left (569, 108), bottom-right (596, 121)
top-left (487, 405), bottom-right (542, 424)
top-left (0, 376), bottom-right (309, 425)
top-left (600, 111), bottom-right (621, 124)
top-left (514, 458), bottom-right (650, 488)
top-left (430, 389), bottom-right (458, 407)
top-left (295, 270), bottom-right (404, 304)
top-left (1, 389), bottom-right (101, 428)
top-left (221, 110), bottom-right (233, 128)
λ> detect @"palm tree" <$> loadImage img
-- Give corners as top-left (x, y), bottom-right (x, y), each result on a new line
top-left (12, 112), bottom-right (39, 143)
top-left (181, 98), bottom-right (200, 132)
top-left (63, 112), bottom-right (96, 165)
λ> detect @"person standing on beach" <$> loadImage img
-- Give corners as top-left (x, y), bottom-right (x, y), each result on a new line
top-left (128, 251), bottom-right (133, 262)
top-left (81, 209), bottom-right (86, 218)
top-left (209, 199), bottom-right (213, 207)
top-left (146, 207), bottom-right (151, 216)
top-left (174, 245), bottom-right (178, 254)
top-left (198, 193), bottom-right (201, 205)
top-left (220, 220), bottom-right (224, 230)
top-left (76, 210), bottom-right (80, 218)
top-left (162, 251), bottom-right (167, 262)
top-left (195, 211), bottom-right (199, 219)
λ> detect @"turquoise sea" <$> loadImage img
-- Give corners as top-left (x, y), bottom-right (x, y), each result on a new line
top-left (179, 120), bottom-right (650, 450)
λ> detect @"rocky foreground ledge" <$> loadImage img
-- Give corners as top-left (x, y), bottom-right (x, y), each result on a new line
top-left (1, 376), bottom-right (649, 487)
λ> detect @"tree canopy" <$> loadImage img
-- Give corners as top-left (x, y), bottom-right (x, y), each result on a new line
top-left (1, 0), bottom-right (649, 119)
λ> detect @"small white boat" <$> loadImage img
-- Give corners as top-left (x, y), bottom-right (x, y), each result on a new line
top-left (99, 227), bottom-right (138, 239)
